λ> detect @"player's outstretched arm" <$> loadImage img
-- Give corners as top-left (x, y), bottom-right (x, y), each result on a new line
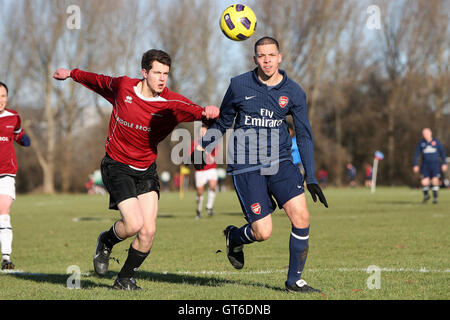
top-left (53, 68), bottom-right (71, 81)
top-left (307, 183), bottom-right (328, 208)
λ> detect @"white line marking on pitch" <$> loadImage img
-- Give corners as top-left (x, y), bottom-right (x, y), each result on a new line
top-left (2, 267), bottom-right (448, 277)
top-left (0, 270), bottom-right (90, 276)
top-left (174, 267), bottom-right (450, 275)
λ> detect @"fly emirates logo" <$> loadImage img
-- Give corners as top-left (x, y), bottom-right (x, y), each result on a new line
top-left (0, 137), bottom-right (9, 142)
top-left (244, 108), bottom-right (283, 128)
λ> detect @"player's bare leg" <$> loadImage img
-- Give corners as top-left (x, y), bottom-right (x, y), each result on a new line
top-left (93, 197), bottom-right (144, 277)
top-left (113, 192), bottom-right (157, 290)
top-left (132, 192), bottom-right (158, 253)
top-left (283, 194), bottom-right (320, 293)
top-left (250, 215), bottom-right (272, 241)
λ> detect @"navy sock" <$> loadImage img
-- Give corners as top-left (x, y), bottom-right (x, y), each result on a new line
top-left (432, 186), bottom-right (439, 199)
top-left (287, 225), bottom-right (310, 286)
top-left (230, 224), bottom-right (256, 245)
top-left (422, 186), bottom-right (430, 197)
top-left (118, 244), bottom-right (150, 279)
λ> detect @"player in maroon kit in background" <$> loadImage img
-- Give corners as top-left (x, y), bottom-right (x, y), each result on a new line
top-left (53, 49), bottom-right (219, 290)
top-left (0, 82), bottom-right (31, 270)
top-left (191, 124), bottom-right (219, 219)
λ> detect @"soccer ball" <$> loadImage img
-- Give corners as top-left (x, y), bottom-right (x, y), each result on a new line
top-left (220, 4), bottom-right (257, 41)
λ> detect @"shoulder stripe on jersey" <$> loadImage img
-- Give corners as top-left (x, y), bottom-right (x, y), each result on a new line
top-left (14, 127), bottom-right (22, 134)
top-left (162, 99), bottom-right (204, 112)
top-left (132, 86), bottom-right (203, 109)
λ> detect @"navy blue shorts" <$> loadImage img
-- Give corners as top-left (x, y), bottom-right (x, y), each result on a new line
top-left (232, 161), bottom-right (305, 223)
top-left (421, 164), bottom-right (441, 179)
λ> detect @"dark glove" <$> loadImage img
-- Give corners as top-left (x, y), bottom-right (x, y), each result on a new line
top-left (20, 134), bottom-right (31, 147)
top-left (307, 183), bottom-right (328, 208)
top-left (191, 148), bottom-right (207, 170)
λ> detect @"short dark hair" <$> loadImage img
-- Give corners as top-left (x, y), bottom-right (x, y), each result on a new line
top-left (141, 49), bottom-right (171, 71)
top-left (0, 82), bottom-right (8, 95)
top-left (254, 37), bottom-right (280, 55)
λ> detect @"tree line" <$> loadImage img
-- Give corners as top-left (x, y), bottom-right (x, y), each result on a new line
top-left (0, 0), bottom-right (448, 193)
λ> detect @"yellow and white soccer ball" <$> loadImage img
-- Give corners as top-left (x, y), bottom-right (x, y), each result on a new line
top-left (220, 4), bottom-right (257, 41)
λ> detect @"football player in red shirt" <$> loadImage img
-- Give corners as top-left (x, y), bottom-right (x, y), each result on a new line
top-left (192, 125), bottom-right (219, 219)
top-left (0, 82), bottom-right (31, 270)
top-left (53, 49), bottom-right (219, 290)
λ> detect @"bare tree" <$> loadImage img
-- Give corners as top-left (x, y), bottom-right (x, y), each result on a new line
top-left (1, 0), bottom-right (148, 193)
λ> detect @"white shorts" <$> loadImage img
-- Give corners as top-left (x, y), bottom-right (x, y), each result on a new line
top-left (0, 176), bottom-right (16, 200)
top-left (195, 168), bottom-right (218, 188)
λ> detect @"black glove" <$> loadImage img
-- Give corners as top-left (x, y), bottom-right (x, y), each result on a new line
top-left (191, 148), bottom-right (207, 170)
top-left (307, 183), bottom-right (328, 208)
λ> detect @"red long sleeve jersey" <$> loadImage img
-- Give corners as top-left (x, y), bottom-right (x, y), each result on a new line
top-left (0, 109), bottom-right (27, 176)
top-left (71, 69), bottom-right (205, 169)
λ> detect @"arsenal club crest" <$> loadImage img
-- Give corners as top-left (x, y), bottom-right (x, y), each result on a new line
top-left (251, 203), bottom-right (261, 215)
top-left (279, 96), bottom-right (288, 108)
top-left (431, 141), bottom-right (436, 146)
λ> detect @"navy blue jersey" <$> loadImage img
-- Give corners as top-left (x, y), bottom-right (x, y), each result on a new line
top-left (202, 68), bottom-right (317, 184)
top-left (413, 138), bottom-right (446, 166)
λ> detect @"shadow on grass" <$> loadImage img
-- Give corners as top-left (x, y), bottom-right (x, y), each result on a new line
top-left (139, 271), bottom-right (286, 292)
top-left (5, 271), bottom-right (111, 289)
top-left (157, 214), bottom-right (176, 218)
top-left (370, 200), bottom-right (423, 205)
top-left (221, 212), bottom-right (244, 217)
top-left (4, 270), bottom-right (285, 292)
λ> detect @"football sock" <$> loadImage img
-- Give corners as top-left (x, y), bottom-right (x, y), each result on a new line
top-left (118, 244), bottom-right (150, 278)
top-left (230, 224), bottom-right (256, 245)
top-left (287, 225), bottom-right (310, 286)
top-left (422, 185), bottom-right (430, 197)
top-left (206, 189), bottom-right (216, 211)
top-left (101, 221), bottom-right (124, 249)
top-left (432, 186), bottom-right (439, 199)
top-left (0, 215), bottom-right (12, 260)
top-left (196, 195), bottom-right (204, 213)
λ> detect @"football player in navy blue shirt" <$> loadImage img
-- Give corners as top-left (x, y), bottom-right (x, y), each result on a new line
top-left (198, 37), bottom-right (327, 293)
top-left (413, 128), bottom-right (447, 204)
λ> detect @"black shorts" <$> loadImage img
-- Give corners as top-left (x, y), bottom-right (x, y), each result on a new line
top-left (100, 154), bottom-right (160, 210)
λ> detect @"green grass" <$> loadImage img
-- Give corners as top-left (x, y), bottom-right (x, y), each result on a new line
top-left (0, 187), bottom-right (448, 300)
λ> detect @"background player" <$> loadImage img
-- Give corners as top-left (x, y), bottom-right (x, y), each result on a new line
top-left (288, 123), bottom-right (304, 175)
top-left (53, 49), bottom-right (219, 290)
top-left (199, 37), bottom-right (327, 293)
top-left (413, 128), bottom-right (447, 204)
top-left (346, 163), bottom-right (356, 187)
top-left (0, 82), bottom-right (31, 270)
top-left (191, 124), bottom-right (218, 219)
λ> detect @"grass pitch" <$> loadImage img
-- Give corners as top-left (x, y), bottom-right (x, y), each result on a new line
top-left (0, 187), bottom-right (448, 300)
